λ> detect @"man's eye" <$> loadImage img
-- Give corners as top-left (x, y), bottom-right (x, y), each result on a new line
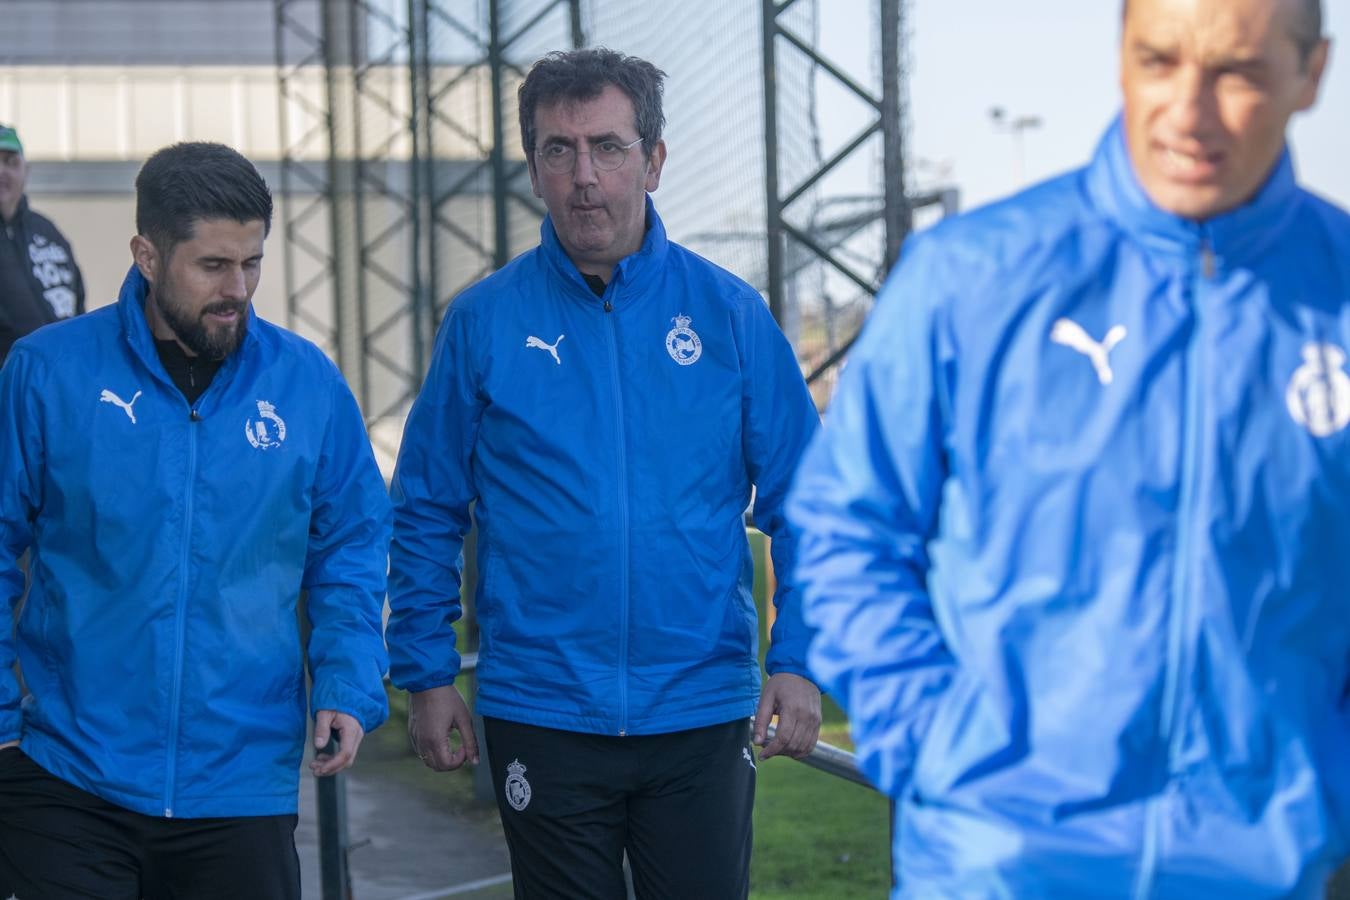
top-left (1217, 67), bottom-right (1262, 87)
top-left (595, 141), bottom-right (622, 154)
top-left (543, 145), bottom-right (570, 157)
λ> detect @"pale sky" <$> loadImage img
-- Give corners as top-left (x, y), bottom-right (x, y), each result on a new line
top-left (819, 0), bottom-right (1349, 215)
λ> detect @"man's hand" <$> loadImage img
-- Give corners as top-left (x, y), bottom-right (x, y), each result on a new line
top-left (753, 672), bottom-right (822, 761)
top-left (310, 710), bottom-right (366, 777)
top-left (409, 684), bottom-right (479, 771)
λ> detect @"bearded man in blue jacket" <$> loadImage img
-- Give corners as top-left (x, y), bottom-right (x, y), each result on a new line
top-left (788, 0), bottom-right (1350, 896)
top-left (387, 48), bottom-right (821, 898)
top-left (0, 143), bottom-right (391, 898)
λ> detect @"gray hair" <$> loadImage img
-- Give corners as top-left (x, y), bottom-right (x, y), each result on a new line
top-left (518, 48), bottom-right (667, 158)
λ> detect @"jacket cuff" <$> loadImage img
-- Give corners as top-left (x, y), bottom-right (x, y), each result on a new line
top-left (311, 681), bottom-right (390, 734)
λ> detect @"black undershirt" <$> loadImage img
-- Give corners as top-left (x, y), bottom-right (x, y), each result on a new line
top-left (154, 339), bottom-right (223, 407)
top-left (583, 273), bottom-right (607, 297)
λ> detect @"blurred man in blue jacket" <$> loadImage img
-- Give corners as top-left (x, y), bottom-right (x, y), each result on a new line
top-left (387, 48), bottom-right (820, 899)
top-left (789, 0), bottom-right (1350, 896)
top-left (0, 143), bottom-right (391, 899)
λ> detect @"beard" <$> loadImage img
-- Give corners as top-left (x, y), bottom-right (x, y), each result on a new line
top-left (150, 276), bottom-right (248, 361)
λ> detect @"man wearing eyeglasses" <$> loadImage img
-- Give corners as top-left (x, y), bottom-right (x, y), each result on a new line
top-left (386, 48), bottom-right (821, 898)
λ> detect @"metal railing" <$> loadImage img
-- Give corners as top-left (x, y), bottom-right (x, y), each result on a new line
top-left (762, 719), bottom-right (894, 894)
top-left (316, 670), bottom-right (886, 898)
top-left (315, 654), bottom-right (481, 899)
top-left (761, 721), bottom-right (873, 790)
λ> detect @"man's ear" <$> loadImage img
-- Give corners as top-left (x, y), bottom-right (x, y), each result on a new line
top-left (1296, 37), bottom-right (1331, 112)
top-left (644, 139), bottom-right (667, 193)
top-left (527, 155), bottom-right (543, 199)
top-left (130, 234), bottom-right (159, 284)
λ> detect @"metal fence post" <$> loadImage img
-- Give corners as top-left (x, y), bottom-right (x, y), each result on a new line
top-left (316, 763), bottom-right (352, 900)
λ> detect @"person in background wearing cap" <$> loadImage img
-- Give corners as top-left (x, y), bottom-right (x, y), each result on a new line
top-left (0, 124), bottom-right (85, 365)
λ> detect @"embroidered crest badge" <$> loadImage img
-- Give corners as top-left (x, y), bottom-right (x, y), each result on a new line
top-left (245, 400), bottom-right (287, 449)
top-left (1286, 342), bottom-right (1350, 438)
top-left (505, 759), bottom-right (532, 811)
top-left (665, 314), bottom-right (702, 366)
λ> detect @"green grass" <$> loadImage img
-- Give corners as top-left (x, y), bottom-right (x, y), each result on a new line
top-left (390, 528), bottom-right (1350, 899)
top-left (746, 529), bottom-right (891, 897)
top-left (367, 683), bottom-right (500, 822)
top-left (370, 685), bottom-right (515, 899)
top-left (380, 686), bottom-right (891, 899)
top-left (749, 725), bottom-right (892, 900)
top-left (383, 527), bottom-right (891, 897)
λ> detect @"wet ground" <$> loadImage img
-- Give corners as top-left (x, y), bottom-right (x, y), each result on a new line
top-left (295, 722), bottom-right (513, 900)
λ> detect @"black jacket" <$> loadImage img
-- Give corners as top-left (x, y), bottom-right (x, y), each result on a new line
top-left (1, 196), bottom-right (85, 364)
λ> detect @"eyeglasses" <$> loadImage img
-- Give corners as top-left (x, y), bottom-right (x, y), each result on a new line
top-left (535, 137), bottom-right (643, 174)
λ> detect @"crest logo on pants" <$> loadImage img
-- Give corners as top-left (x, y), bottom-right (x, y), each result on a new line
top-left (505, 758), bottom-right (532, 811)
top-left (1286, 343), bottom-right (1350, 437)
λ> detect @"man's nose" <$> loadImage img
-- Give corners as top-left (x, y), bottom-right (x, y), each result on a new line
top-left (572, 146), bottom-right (599, 187)
top-left (1165, 65), bottom-right (1218, 138)
top-left (221, 267), bottom-right (248, 301)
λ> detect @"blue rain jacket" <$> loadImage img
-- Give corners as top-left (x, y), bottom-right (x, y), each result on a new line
top-left (387, 200), bottom-right (818, 735)
top-left (787, 120), bottom-right (1350, 897)
top-left (0, 266), bottom-right (391, 818)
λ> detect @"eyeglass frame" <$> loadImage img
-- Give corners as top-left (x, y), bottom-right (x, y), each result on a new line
top-left (533, 136), bottom-right (645, 175)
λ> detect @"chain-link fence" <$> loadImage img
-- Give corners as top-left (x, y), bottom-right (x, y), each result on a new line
top-left (273, 0), bottom-right (924, 470)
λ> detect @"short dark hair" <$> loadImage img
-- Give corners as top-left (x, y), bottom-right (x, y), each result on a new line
top-left (135, 142), bottom-right (273, 256)
top-left (518, 48), bottom-right (667, 158)
top-left (1122, 0), bottom-right (1323, 61)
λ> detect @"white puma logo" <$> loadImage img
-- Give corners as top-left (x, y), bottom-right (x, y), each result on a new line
top-left (525, 334), bottom-right (564, 365)
top-left (1050, 319), bottom-right (1127, 385)
top-left (99, 389), bottom-right (143, 424)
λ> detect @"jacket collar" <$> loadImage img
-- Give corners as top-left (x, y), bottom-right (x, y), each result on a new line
top-left (3, 195), bottom-right (29, 232)
top-left (1085, 115), bottom-right (1302, 268)
top-left (539, 194), bottom-right (669, 307)
top-left (116, 263), bottom-right (258, 388)
top-left (1, 195), bottom-right (29, 234)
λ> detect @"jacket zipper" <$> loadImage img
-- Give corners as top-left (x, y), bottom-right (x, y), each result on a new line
top-left (1135, 239), bottom-right (1213, 898)
top-left (163, 406), bottom-right (201, 816)
top-left (601, 296), bottom-right (631, 735)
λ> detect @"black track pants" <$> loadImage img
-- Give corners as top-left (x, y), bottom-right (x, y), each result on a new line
top-left (0, 746), bottom-right (301, 900)
top-left (484, 716), bottom-right (757, 900)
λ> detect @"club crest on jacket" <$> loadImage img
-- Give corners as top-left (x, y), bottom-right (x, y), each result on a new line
top-left (665, 314), bottom-right (702, 366)
top-left (1287, 343), bottom-right (1350, 438)
top-left (245, 400), bottom-right (287, 449)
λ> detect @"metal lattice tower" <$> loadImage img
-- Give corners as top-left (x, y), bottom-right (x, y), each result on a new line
top-left (761, 0), bottom-right (950, 384)
top-left (275, 0), bottom-right (338, 360)
top-left (277, 0), bottom-right (930, 432)
top-left (275, 0), bottom-right (580, 461)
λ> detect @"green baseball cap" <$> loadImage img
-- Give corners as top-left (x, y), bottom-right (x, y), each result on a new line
top-left (0, 125), bottom-right (22, 155)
